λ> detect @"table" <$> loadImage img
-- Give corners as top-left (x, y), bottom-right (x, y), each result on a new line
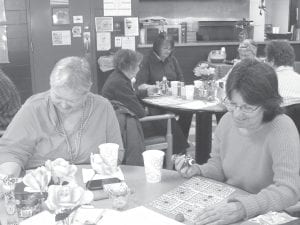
top-left (142, 96), bottom-right (226, 164)
top-left (1, 165), bottom-right (299, 225)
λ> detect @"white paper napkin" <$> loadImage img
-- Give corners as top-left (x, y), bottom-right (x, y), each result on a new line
top-left (82, 167), bottom-right (125, 184)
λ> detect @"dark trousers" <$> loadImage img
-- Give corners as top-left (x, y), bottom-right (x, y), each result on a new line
top-left (142, 119), bottom-right (189, 154)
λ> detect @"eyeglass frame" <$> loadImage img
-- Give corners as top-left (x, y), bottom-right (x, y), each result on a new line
top-left (222, 97), bottom-right (261, 114)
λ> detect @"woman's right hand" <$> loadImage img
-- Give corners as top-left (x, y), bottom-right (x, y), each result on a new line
top-left (174, 155), bottom-right (201, 178)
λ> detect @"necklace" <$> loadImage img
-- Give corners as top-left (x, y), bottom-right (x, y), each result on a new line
top-left (53, 95), bottom-right (93, 163)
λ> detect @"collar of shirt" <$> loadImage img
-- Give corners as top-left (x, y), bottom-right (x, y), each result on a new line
top-left (276, 66), bottom-right (294, 73)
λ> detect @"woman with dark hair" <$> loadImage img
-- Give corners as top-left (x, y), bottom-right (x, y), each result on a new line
top-left (174, 59), bottom-right (300, 224)
top-left (136, 33), bottom-right (192, 138)
top-left (265, 40), bottom-right (300, 106)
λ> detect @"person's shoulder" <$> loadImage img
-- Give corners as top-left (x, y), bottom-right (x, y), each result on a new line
top-left (269, 114), bottom-right (298, 134)
top-left (24, 91), bottom-right (49, 106)
top-left (90, 93), bottom-right (113, 107)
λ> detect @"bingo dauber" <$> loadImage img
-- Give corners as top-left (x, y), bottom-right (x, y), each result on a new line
top-left (172, 154), bottom-right (195, 168)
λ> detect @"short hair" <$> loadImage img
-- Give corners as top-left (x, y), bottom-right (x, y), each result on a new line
top-left (226, 58), bottom-right (283, 122)
top-left (50, 56), bottom-right (92, 94)
top-left (113, 49), bottom-right (143, 72)
top-left (152, 33), bottom-right (175, 56)
top-left (265, 40), bottom-right (295, 67)
top-left (238, 39), bottom-right (257, 58)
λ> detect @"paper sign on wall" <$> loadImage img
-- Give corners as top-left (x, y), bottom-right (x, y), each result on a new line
top-left (73, 15), bottom-right (83, 24)
top-left (115, 36), bottom-right (122, 47)
top-left (0, 0), bottom-right (6, 22)
top-left (104, 0), bottom-right (131, 16)
top-left (122, 36), bottom-right (135, 51)
top-left (52, 30), bottom-right (71, 46)
top-left (97, 32), bottom-right (111, 51)
top-left (72, 26), bottom-right (82, 37)
top-left (124, 17), bottom-right (139, 36)
top-left (95, 17), bottom-right (113, 32)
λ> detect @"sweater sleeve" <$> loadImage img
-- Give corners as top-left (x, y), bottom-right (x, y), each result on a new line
top-left (114, 80), bottom-right (147, 118)
top-left (173, 56), bottom-right (184, 82)
top-left (0, 102), bottom-right (38, 170)
top-left (231, 117), bottom-right (300, 219)
top-left (198, 114), bottom-right (228, 182)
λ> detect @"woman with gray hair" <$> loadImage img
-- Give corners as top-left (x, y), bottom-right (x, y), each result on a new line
top-left (0, 56), bottom-right (124, 176)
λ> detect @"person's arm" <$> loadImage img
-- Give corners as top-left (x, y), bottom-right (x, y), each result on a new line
top-left (230, 118), bottom-right (300, 219)
top-left (136, 56), bottom-right (152, 98)
top-left (113, 79), bottom-right (147, 118)
top-left (105, 101), bottom-right (125, 163)
top-left (0, 162), bottom-right (21, 177)
top-left (197, 114), bottom-right (227, 182)
top-left (172, 56), bottom-right (184, 82)
top-left (0, 102), bottom-right (38, 176)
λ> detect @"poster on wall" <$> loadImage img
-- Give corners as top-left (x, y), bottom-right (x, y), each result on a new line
top-left (52, 7), bottom-right (70, 25)
top-left (104, 0), bottom-right (131, 16)
top-left (95, 17), bottom-right (113, 32)
top-left (0, 0), bottom-right (6, 22)
top-left (97, 32), bottom-right (111, 51)
top-left (122, 36), bottom-right (135, 51)
top-left (0, 26), bottom-right (9, 63)
top-left (52, 30), bottom-right (71, 45)
top-left (124, 17), bottom-right (139, 36)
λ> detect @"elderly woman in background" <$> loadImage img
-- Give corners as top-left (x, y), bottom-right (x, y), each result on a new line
top-left (175, 59), bottom-right (300, 225)
top-left (136, 33), bottom-right (192, 138)
top-left (265, 40), bottom-right (300, 107)
top-left (0, 56), bottom-right (124, 177)
top-left (102, 49), bottom-right (189, 164)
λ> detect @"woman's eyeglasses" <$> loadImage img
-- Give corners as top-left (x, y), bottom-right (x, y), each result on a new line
top-left (223, 98), bottom-right (260, 114)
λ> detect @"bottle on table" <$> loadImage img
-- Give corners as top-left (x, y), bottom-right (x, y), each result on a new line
top-left (161, 76), bottom-right (169, 95)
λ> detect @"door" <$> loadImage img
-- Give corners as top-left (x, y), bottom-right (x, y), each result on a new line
top-left (27, 0), bottom-right (97, 94)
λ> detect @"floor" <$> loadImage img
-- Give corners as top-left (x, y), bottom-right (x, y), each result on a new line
top-left (186, 114), bottom-right (218, 159)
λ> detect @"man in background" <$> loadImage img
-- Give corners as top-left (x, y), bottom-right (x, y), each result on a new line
top-left (0, 69), bottom-right (21, 130)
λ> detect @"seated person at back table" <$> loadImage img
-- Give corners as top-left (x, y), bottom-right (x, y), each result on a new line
top-left (0, 68), bottom-right (21, 130)
top-left (175, 59), bottom-right (300, 225)
top-left (265, 40), bottom-right (300, 107)
top-left (0, 56), bottom-right (124, 177)
top-left (135, 33), bottom-right (192, 138)
top-left (102, 49), bottom-right (189, 160)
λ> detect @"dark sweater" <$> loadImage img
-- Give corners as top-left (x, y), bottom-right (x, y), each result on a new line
top-left (102, 70), bottom-right (146, 118)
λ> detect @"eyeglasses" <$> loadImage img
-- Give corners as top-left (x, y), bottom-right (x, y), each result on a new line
top-left (223, 98), bottom-right (260, 114)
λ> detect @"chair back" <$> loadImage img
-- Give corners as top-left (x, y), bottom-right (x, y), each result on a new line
top-left (284, 103), bottom-right (300, 136)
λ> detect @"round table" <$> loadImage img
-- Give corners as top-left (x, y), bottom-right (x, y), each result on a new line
top-left (142, 96), bottom-right (226, 164)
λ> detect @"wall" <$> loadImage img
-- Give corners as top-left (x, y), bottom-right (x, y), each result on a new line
top-left (265, 0), bottom-right (290, 33)
top-left (137, 0), bottom-right (249, 19)
top-left (2, 0), bottom-right (32, 103)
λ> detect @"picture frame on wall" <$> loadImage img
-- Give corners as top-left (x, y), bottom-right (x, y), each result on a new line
top-left (52, 7), bottom-right (70, 25)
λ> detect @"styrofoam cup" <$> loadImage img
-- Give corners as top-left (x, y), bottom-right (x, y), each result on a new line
top-left (142, 150), bottom-right (165, 183)
top-left (98, 143), bottom-right (119, 172)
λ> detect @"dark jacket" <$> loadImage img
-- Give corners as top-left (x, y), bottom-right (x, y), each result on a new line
top-left (110, 100), bottom-right (145, 166)
top-left (102, 70), bottom-right (146, 118)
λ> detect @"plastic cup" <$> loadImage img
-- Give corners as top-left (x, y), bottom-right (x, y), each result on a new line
top-left (272, 27), bottom-right (280, 34)
top-left (142, 150), bottom-right (165, 183)
top-left (194, 80), bottom-right (203, 89)
top-left (185, 85), bottom-right (195, 100)
top-left (170, 81), bottom-right (178, 97)
top-left (98, 143), bottom-right (119, 172)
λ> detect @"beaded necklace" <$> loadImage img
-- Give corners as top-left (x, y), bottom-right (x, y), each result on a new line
top-left (53, 95), bottom-right (93, 163)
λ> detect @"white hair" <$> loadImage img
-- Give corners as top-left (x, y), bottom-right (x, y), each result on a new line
top-left (50, 56), bottom-right (92, 94)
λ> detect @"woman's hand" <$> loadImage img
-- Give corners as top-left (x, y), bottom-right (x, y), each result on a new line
top-left (194, 202), bottom-right (246, 225)
top-left (174, 155), bottom-right (201, 178)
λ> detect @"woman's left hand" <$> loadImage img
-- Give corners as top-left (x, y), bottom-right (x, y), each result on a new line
top-left (194, 202), bottom-right (246, 225)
